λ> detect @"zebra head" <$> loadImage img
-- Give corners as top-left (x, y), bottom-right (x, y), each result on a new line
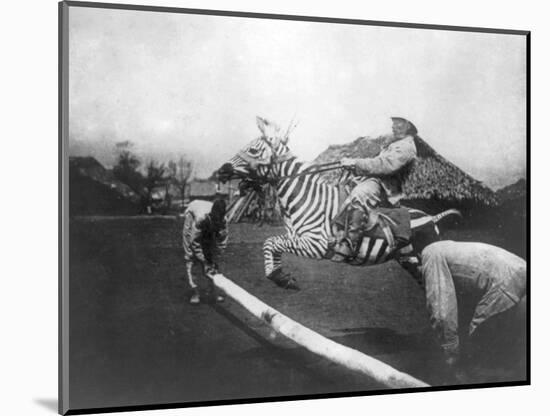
top-left (217, 116), bottom-right (294, 183)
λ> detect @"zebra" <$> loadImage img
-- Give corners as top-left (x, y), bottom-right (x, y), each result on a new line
top-left (217, 117), bottom-right (460, 290)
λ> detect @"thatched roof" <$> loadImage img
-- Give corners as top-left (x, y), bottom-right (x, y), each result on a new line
top-left (496, 178), bottom-right (526, 203)
top-left (314, 135), bottom-right (498, 206)
top-left (69, 157), bottom-right (141, 215)
top-left (69, 156), bottom-right (141, 203)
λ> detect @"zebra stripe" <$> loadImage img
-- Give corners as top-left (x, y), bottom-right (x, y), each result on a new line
top-left (376, 243), bottom-right (392, 263)
top-left (356, 237), bottom-right (390, 265)
top-left (368, 239), bottom-right (385, 263)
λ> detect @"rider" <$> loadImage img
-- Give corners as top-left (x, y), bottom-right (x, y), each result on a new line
top-left (332, 117), bottom-right (418, 257)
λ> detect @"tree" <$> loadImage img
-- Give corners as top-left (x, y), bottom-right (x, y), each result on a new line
top-left (112, 141), bottom-right (143, 193)
top-left (144, 161), bottom-right (166, 198)
top-left (164, 160), bottom-right (178, 211)
top-left (175, 156), bottom-right (193, 201)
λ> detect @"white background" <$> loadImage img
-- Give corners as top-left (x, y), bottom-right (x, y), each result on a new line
top-left (0, 0), bottom-right (545, 415)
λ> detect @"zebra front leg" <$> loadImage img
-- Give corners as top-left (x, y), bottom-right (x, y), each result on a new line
top-left (185, 261), bottom-right (201, 304)
top-left (263, 234), bottom-right (326, 290)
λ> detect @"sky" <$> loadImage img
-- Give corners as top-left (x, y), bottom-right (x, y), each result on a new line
top-left (68, 7), bottom-right (527, 189)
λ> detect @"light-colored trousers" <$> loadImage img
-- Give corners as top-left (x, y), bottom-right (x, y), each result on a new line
top-left (348, 178), bottom-right (385, 209)
top-left (420, 241), bottom-right (526, 357)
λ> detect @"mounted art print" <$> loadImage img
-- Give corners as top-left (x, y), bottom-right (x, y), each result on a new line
top-left (59, 1), bottom-right (530, 414)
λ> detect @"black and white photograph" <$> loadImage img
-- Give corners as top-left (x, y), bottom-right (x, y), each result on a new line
top-left (59, 1), bottom-right (528, 414)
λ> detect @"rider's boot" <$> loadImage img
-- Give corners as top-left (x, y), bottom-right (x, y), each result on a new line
top-left (347, 208), bottom-right (367, 255)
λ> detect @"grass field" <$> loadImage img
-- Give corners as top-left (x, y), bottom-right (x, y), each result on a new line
top-left (68, 217), bottom-right (526, 410)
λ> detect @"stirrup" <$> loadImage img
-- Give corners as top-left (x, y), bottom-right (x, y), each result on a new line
top-left (326, 238), bottom-right (357, 263)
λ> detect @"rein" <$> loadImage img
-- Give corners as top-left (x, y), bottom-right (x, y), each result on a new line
top-left (276, 161), bottom-right (343, 181)
top-left (219, 135), bottom-right (345, 185)
top-left (216, 160), bottom-right (344, 189)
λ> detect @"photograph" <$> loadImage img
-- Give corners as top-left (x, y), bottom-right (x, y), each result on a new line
top-left (60, 1), bottom-right (528, 413)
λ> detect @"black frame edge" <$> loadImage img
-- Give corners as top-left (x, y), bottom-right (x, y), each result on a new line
top-left (63, 0), bottom-right (529, 35)
top-left (525, 31), bottom-right (531, 385)
top-left (59, 1), bottom-right (70, 415)
top-left (64, 380), bottom-right (530, 415)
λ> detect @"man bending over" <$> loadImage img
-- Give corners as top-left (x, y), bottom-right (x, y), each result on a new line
top-left (182, 199), bottom-right (228, 304)
top-left (419, 241), bottom-right (526, 377)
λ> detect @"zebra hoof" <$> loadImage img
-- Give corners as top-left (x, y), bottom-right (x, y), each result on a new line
top-left (284, 278), bottom-right (301, 291)
top-left (267, 269), bottom-right (301, 291)
top-left (189, 292), bottom-right (200, 305)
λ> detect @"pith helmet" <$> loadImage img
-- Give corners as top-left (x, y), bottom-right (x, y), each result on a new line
top-left (391, 117), bottom-right (418, 136)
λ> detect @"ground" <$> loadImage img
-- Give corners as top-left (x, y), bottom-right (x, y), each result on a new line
top-left (68, 217), bottom-right (527, 411)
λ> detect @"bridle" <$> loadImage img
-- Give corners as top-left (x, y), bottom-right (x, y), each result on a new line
top-left (236, 136), bottom-right (295, 168)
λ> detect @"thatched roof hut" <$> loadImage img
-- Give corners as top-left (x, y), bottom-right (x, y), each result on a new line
top-left (314, 135), bottom-right (498, 206)
top-left (69, 157), bottom-right (141, 215)
top-left (496, 178), bottom-right (526, 203)
top-left (69, 156), bottom-right (141, 203)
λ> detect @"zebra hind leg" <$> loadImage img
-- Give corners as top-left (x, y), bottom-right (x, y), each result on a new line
top-left (263, 236), bottom-right (300, 290)
top-left (266, 268), bottom-right (300, 290)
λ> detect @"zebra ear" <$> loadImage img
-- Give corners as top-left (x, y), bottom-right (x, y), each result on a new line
top-left (256, 116), bottom-right (282, 140)
top-left (256, 116), bottom-right (268, 136)
top-left (282, 118), bottom-right (299, 144)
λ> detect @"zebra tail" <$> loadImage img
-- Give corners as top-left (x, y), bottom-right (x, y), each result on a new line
top-left (431, 209), bottom-right (462, 223)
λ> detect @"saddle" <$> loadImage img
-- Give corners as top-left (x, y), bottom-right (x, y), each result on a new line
top-left (326, 206), bottom-right (412, 265)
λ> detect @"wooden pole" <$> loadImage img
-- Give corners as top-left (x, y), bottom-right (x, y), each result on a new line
top-left (226, 194), bottom-right (248, 223)
top-left (210, 273), bottom-right (430, 389)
